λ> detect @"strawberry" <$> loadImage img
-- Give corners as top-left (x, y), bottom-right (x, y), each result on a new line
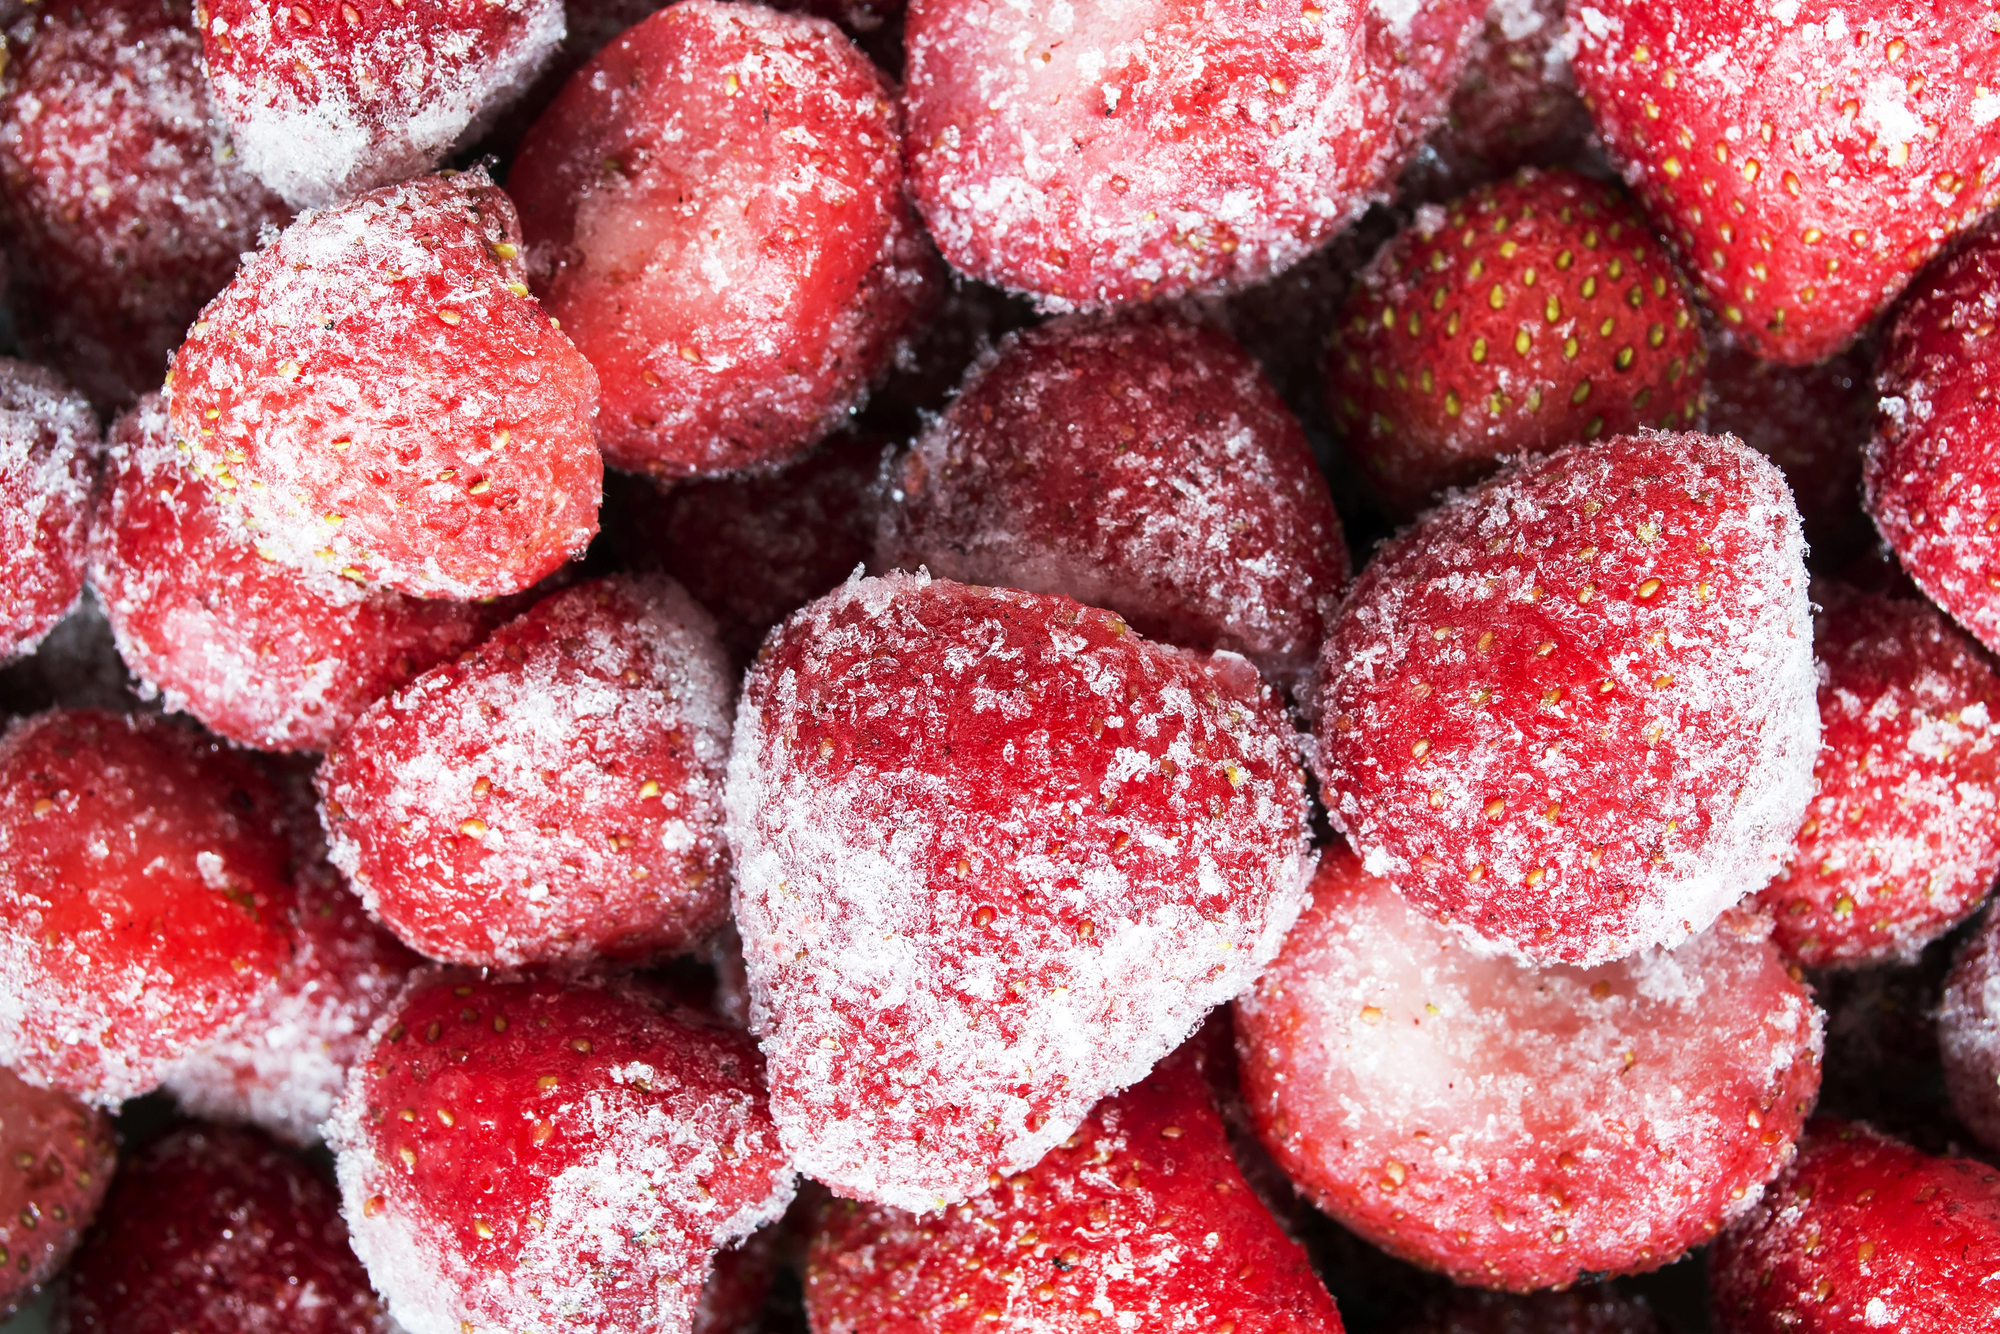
top-left (1709, 1120), bottom-right (2000, 1331)
top-left (1323, 168), bottom-right (1705, 519)
top-left (725, 571), bottom-right (1314, 1211)
top-left (1312, 431), bottom-right (1817, 965)
top-left (1940, 907), bottom-right (2000, 1154)
top-left (331, 973), bottom-right (795, 1334)
top-left (0, 359), bottom-right (96, 664)
top-left (0, 1066), bottom-right (114, 1315)
top-left (59, 1124), bottom-right (388, 1334)
top-left (1418, 0), bottom-right (1595, 194)
top-left (1568, 0), bottom-right (2000, 365)
top-left (805, 1039), bottom-right (1343, 1334)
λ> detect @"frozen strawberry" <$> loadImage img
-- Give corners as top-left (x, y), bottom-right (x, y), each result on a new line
top-left (0, 0), bottom-right (290, 410)
top-left (167, 170), bottom-right (602, 601)
top-left (1939, 910), bottom-right (2000, 1154)
top-left (1392, 1287), bottom-right (1668, 1334)
top-left (91, 394), bottom-right (509, 753)
top-left (1757, 584), bottom-right (2000, 969)
top-left (725, 571), bottom-right (1314, 1210)
top-left (1313, 431), bottom-right (1817, 965)
top-left (0, 710), bottom-right (296, 1105)
top-left (0, 1067), bottom-right (114, 1315)
top-left (805, 1042), bottom-right (1342, 1334)
top-left (0, 361), bottom-right (95, 664)
top-left (331, 973), bottom-right (794, 1334)
top-left (201, 0), bottom-right (562, 209)
top-left (509, 0), bottom-right (937, 479)
top-left (1569, 0), bottom-right (2000, 365)
top-left (903, 0), bottom-right (1483, 307)
top-left (876, 311), bottom-right (1349, 690)
top-left (1709, 1121), bottom-right (2000, 1332)
top-left (1324, 169), bottom-right (1705, 519)
top-left (60, 1124), bottom-right (388, 1334)
top-left (320, 573), bottom-right (734, 967)
top-left (1234, 847), bottom-right (1822, 1291)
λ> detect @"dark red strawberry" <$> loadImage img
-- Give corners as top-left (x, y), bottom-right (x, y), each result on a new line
top-left (0, 1066), bottom-right (114, 1315)
top-left (1940, 908), bottom-right (2000, 1153)
top-left (0, 359), bottom-right (96, 664)
top-left (1392, 1287), bottom-right (1669, 1334)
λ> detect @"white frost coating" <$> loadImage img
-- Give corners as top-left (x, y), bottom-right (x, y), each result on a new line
top-left (0, 359), bottom-right (95, 662)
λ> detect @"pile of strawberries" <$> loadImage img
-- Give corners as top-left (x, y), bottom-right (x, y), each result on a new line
top-left (1, 0), bottom-right (1999, 1331)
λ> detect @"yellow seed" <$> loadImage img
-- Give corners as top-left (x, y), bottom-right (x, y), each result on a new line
top-left (1515, 330), bottom-right (1531, 355)
top-left (1637, 578), bottom-right (1663, 599)
top-left (437, 310), bottom-right (462, 325)
top-left (460, 818), bottom-right (488, 839)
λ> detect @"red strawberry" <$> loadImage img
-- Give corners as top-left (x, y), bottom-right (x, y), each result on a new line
top-left (903, 0), bottom-right (1483, 306)
top-left (0, 1066), bottom-right (115, 1315)
top-left (805, 1040), bottom-right (1343, 1334)
top-left (1568, 0), bottom-right (2000, 365)
top-left (166, 169), bottom-right (602, 601)
top-left (1940, 908), bottom-right (2000, 1153)
top-left (200, 0), bottom-right (563, 208)
top-left (1234, 846), bottom-right (1821, 1292)
top-left (1313, 431), bottom-right (1817, 965)
top-left (1391, 1287), bottom-right (1669, 1334)
top-left (59, 1124), bottom-right (388, 1334)
top-left (1709, 1120), bottom-right (2000, 1331)
top-left (725, 572), bottom-right (1314, 1210)
top-left (876, 310), bottom-right (1350, 690)
top-left (1324, 168), bottom-right (1706, 519)
top-left (0, 710), bottom-right (296, 1104)
top-left (509, 0), bottom-right (938, 479)
top-left (331, 973), bottom-right (794, 1334)
top-left (0, 359), bottom-right (96, 663)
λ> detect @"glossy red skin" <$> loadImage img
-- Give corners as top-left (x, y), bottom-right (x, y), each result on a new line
top-left (1569, 0), bottom-right (2000, 365)
top-left (319, 574), bottom-right (735, 967)
top-left (1709, 1121), bottom-right (2000, 1332)
top-left (0, 360), bottom-right (96, 662)
top-left (902, 0), bottom-right (1482, 307)
top-left (510, 0), bottom-right (938, 478)
top-left (1866, 220), bottom-right (2000, 655)
top-left (167, 170), bottom-right (603, 601)
top-left (0, 0), bottom-right (290, 410)
top-left (60, 1125), bottom-right (387, 1334)
top-left (335, 975), bottom-right (793, 1334)
top-left (0, 1067), bottom-right (114, 1315)
top-left (0, 710), bottom-right (296, 1105)
top-left (1758, 584), bottom-right (2000, 969)
top-left (1392, 1288), bottom-right (1667, 1334)
top-left (1325, 170), bottom-right (1706, 519)
top-left (91, 394), bottom-right (506, 752)
top-left (877, 311), bottom-right (1349, 690)
top-left (805, 1043), bottom-right (1343, 1334)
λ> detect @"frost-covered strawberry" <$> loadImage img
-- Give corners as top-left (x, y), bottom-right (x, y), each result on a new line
top-left (1709, 1121), bottom-right (2000, 1332)
top-left (1758, 584), bottom-right (2000, 969)
top-left (0, 360), bottom-right (95, 663)
top-left (167, 170), bottom-right (602, 601)
top-left (509, 0), bottom-right (937, 478)
top-left (903, 0), bottom-right (1482, 306)
top-left (877, 311), bottom-right (1349, 689)
top-left (0, 710), bottom-right (295, 1105)
top-left (806, 1041), bottom-right (1342, 1334)
top-left (1235, 848), bottom-right (1821, 1292)
top-left (319, 574), bottom-right (734, 967)
top-left (1939, 910), bottom-right (2000, 1154)
top-left (1569, 0), bottom-right (2000, 364)
top-left (201, 0), bottom-right (562, 208)
top-left (332, 974), bottom-right (794, 1334)
top-left (1325, 169), bottom-right (1705, 518)
top-left (1313, 431), bottom-right (1817, 965)
top-left (60, 1124), bottom-right (388, 1334)
top-left (726, 572), bottom-right (1315, 1211)
top-left (0, 1067), bottom-right (114, 1315)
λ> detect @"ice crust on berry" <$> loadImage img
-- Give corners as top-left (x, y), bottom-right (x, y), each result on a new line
top-left (0, 359), bottom-right (96, 663)
top-left (725, 571), bottom-right (1316, 1212)
top-left (0, 1066), bottom-right (115, 1316)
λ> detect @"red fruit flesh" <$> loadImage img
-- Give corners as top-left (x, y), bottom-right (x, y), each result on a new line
top-left (0, 359), bottom-right (96, 662)
top-left (902, 0), bottom-right (1483, 306)
top-left (725, 572), bottom-right (1314, 1211)
top-left (510, 0), bottom-right (938, 478)
top-left (1940, 910), bottom-right (2000, 1154)
top-left (60, 1124), bottom-right (388, 1334)
top-left (1569, 0), bottom-right (2000, 364)
top-left (0, 1067), bottom-right (114, 1315)
top-left (1234, 847), bottom-right (1822, 1291)
top-left (1325, 169), bottom-right (1706, 519)
top-left (332, 974), bottom-right (794, 1334)
top-left (0, 710), bottom-right (296, 1104)
top-left (91, 393), bottom-right (507, 752)
top-left (167, 169), bottom-right (603, 601)
top-left (1709, 1121), bottom-right (2000, 1332)
top-left (0, 0), bottom-right (291, 409)
top-left (1758, 584), bottom-right (2000, 969)
top-left (876, 310), bottom-right (1349, 691)
top-left (319, 574), bottom-right (735, 967)
top-left (1313, 431), bottom-right (1817, 965)
top-left (805, 1041), bottom-right (1343, 1334)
